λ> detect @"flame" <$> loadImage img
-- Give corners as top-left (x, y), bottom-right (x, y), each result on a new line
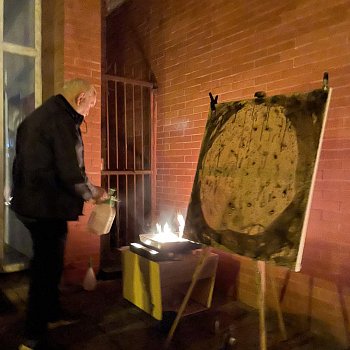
top-left (177, 213), bottom-right (185, 238)
top-left (154, 214), bottom-right (187, 243)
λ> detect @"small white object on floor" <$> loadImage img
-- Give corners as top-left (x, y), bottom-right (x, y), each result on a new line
top-left (82, 258), bottom-right (97, 291)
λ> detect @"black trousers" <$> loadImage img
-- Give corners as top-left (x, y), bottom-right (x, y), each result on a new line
top-left (21, 218), bottom-right (68, 339)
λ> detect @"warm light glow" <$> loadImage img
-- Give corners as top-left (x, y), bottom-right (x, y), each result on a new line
top-left (153, 214), bottom-right (187, 243)
top-left (131, 242), bottom-right (158, 255)
top-left (131, 242), bottom-right (143, 249)
top-left (177, 213), bottom-right (185, 238)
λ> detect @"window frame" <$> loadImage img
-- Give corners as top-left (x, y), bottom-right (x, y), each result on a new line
top-left (0, 0), bottom-right (41, 260)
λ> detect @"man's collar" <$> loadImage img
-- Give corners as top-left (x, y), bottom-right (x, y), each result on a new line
top-left (56, 94), bottom-right (84, 125)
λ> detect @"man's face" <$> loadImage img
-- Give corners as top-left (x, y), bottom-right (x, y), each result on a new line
top-left (76, 88), bottom-right (97, 118)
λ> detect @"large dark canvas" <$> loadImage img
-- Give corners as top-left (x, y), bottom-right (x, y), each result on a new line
top-left (185, 89), bottom-right (331, 271)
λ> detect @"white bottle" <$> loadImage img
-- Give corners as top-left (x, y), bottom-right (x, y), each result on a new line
top-left (83, 257), bottom-right (97, 291)
top-left (87, 189), bottom-right (117, 235)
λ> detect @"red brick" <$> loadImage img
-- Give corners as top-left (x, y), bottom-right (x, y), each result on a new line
top-left (63, 0), bottom-right (101, 281)
top-left (322, 169), bottom-right (349, 180)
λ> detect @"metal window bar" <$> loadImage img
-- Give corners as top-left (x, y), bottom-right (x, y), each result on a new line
top-left (117, 82), bottom-right (119, 168)
top-left (132, 84), bottom-right (137, 231)
top-left (123, 82), bottom-right (128, 243)
top-left (141, 87), bottom-right (145, 221)
top-left (102, 75), bottom-right (154, 246)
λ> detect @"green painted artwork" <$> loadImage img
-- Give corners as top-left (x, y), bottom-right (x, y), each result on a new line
top-left (185, 89), bottom-right (331, 271)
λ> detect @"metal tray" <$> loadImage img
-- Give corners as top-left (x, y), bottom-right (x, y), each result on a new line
top-left (139, 233), bottom-right (202, 252)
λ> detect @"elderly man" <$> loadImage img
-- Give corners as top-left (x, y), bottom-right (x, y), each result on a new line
top-left (11, 79), bottom-right (107, 350)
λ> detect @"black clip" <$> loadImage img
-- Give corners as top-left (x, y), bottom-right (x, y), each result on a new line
top-left (254, 91), bottom-right (266, 104)
top-left (322, 72), bottom-right (329, 91)
top-left (254, 91), bottom-right (266, 99)
top-left (209, 92), bottom-right (218, 111)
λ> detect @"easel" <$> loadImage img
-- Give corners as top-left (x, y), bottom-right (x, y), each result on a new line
top-left (257, 260), bottom-right (287, 350)
top-left (165, 73), bottom-right (332, 349)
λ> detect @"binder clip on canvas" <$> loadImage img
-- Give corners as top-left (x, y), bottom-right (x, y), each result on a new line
top-left (209, 92), bottom-right (218, 111)
top-left (87, 188), bottom-right (118, 235)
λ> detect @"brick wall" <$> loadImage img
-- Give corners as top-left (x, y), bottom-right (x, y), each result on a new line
top-left (106, 0), bottom-right (350, 345)
top-left (61, 0), bottom-right (102, 283)
top-left (42, 0), bottom-right (64, 101)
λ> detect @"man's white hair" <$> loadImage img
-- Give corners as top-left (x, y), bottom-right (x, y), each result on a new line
top-left (62, 79), bottom-right (95, 98)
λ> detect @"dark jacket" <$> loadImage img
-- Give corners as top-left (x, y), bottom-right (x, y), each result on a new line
top-left (11, 94), bottom-right (94, 220)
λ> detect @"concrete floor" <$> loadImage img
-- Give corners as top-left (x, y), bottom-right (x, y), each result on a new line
top-left (0, 270), bottom-right (346, 350)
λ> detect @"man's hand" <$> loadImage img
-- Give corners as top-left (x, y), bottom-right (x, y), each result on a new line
top-left (92, 186), bottom-right (108, 204)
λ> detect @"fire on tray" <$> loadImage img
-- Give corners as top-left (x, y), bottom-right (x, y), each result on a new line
top-left (130, 214), bottom-right (202, 260)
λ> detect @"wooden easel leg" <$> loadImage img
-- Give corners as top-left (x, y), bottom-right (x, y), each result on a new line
top-left (164, 248), bottom-right (210, 348)
top-left (337, 283), bottom-right (350, 348)
top-left (269, 270), bottom-right (287, 340)
top-left (257, 260), bottom-right (267, 350)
